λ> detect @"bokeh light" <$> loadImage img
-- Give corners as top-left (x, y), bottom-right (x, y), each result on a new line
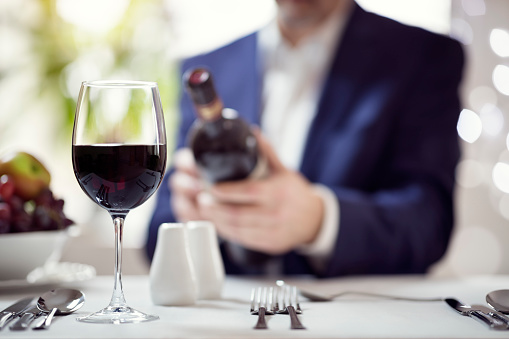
top-left (457, 109), bottom-right (482, 143)
top-left (492, 162), bottom-right (509, 193)
top-left (493, 64), bottom-right (509, 95)
top-left (490, 28), bottom-right (509, 57)
top-left (461, 0), bottom-right (486, 16)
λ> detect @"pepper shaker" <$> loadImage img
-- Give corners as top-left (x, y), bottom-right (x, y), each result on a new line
top-left (187, 221), bottom-right (225, 299)
top-left (149, 223), bottom-right (198, 306)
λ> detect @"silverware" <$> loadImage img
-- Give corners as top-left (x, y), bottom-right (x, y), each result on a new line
top-left (486, 289), bottom-right (509, 314)
top-left (9, 305), bottom-right (42, 331)
top-left (250, 287), bottom-right (274, 329)
top-left (0, 297), bottom-right (35, 330)
top-left (445, 298), bottom-right (507, 330)
top-left (471, 304), bottom-right (509, 327)
top-left (30, 310), bottom-right (54, 330)
top-left (276, 285), bottom-right (306, 330)
top-left (32, 288), bottom-right (85, 330)
top-left (300, 289), bottom-right (443, 302)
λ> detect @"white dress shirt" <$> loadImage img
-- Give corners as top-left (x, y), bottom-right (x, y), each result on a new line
top-left (258, 8), bottom-right (350, 269)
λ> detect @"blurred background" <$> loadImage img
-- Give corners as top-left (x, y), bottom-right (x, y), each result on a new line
top-left (0, 0), bottom-right (508, 277)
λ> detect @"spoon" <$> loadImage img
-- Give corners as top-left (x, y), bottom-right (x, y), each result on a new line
top-left (486, 289), bottom-right (509, 315)
top-left (32, 288), bottom-right (85, 330)
top-left (299, 288), bottom-right (443, 302)
top-left (275, 279), bottom-right (443, 302)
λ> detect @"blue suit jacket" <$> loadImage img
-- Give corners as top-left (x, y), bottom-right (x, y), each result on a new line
top-left (146, 4), bottom-right (464, 277)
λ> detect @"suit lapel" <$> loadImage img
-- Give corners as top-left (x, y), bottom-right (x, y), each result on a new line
top-left (299, 4), bottom-right (380, 179)
top-left (220, 33), bottom-right (261, 126)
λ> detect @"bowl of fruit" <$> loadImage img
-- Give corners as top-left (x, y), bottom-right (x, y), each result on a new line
top-left (0, 151), bottom-right (73, 280)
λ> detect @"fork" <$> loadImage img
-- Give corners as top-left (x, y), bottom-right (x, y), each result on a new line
top-left (250, 287), bottom-right (274, 329)
top-left (276, 285), bottom-right (306, 330)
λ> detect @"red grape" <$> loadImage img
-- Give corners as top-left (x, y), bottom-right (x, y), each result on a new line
top-left (0, 175), bottom-right (15, 201)
top-left (11, 210), bottom-right (32, 233)
top-left (0, 175), bottom-right (74, 233)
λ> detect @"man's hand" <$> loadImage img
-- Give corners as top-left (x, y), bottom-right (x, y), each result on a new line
top-left (196, 131), bottom-right (324, 255)
top-left (169, 148), bottom-right (203, 222)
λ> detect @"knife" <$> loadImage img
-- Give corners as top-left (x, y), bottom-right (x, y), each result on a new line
top-left (0, 297), bottom-right (35, 330)
top-left (9, 304), bottom-right (42, 331)
top-left (445, 298), bottom-right (508, 330)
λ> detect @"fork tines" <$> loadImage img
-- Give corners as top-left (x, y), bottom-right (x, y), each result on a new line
top-left (250, 287), bottom-right (274, 329)
top-left (275, 285), bottom-right (300, 313)
top-left (275, 284), bottom-right (306, 330)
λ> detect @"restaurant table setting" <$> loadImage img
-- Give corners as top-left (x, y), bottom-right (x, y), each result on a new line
top-left (5, 215), bottom-right (509, 338)
top-left (4, 214), bottom-right (509, 338)
top-left (4, 273), bottom-right (509, 338)
top-left (2, 218), bottom-right (509, 338)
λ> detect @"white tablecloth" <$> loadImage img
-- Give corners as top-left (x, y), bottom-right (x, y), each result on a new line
top-left (1, 274), bottom-right (509, 338)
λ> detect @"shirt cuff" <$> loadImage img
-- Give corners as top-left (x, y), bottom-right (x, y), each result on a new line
top-left (296, 184), bottom-right (340, 260)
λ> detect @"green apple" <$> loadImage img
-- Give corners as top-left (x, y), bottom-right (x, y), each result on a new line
top-left (0, 151), bottom-right (51, 200)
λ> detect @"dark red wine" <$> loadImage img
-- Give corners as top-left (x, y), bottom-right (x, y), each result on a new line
top-left (72, 144), bottom-right (166, 214)
top-left (184, 68), bottom-right (266, 183)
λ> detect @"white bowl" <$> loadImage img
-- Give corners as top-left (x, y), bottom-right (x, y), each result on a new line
top-left (0, 229), bottom-right (67, 280)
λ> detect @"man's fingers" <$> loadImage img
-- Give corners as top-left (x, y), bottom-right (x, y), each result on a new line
top-left (209, 180), bottom-right (264, 205)
top-left (253, 128), bottom-right (285, 173)
top-left (171, 194), bottom-right (201, 221)
top-left (169, 171), bottom-right (202, 197)
top-left (197, 191), bottom-right (275, 229)
top-left (173, 148), bottom-right (199, 176)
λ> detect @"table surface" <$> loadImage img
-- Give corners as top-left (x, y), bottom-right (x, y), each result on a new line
top-left (2, 274), bottom-right (509, 338)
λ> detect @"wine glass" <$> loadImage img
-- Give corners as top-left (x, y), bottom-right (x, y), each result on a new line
top-left (72, 80), bottom-right (167, 323)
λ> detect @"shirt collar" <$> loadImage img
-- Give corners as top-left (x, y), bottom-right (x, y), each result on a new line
top-left (259, 4), bottom-right (352, 72)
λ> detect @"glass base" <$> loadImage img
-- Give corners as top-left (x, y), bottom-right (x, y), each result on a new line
top-left (76, 305), bottom-right (159, 324)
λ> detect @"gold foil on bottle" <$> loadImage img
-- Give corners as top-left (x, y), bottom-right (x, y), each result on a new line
top-left (196, 99), bottom-right (223, 121)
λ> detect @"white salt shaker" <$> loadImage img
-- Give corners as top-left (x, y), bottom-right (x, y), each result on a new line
top-left (149, 223), bottom-right (198, 306)
top-left (187, 221), bottom-right (225, 299)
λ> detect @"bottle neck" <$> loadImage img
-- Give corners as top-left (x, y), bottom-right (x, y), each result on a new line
top-left (194, 97), bottom-right (224, 121)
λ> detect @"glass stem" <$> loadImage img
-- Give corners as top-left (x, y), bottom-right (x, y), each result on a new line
top-left (109, 216), bottom-right (127, 309)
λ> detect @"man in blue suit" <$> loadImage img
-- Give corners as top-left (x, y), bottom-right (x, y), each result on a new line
top-left (146, 0), bottom-right (464, 277)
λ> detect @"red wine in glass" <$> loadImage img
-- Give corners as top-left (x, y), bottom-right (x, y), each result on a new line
top-left (73, 144), bottom-right (166, 216)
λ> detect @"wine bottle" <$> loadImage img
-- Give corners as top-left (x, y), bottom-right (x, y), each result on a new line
top-left (184, 68), bottom-right (273, 270)
top-left (184, 67), bottom-right (267, 183)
